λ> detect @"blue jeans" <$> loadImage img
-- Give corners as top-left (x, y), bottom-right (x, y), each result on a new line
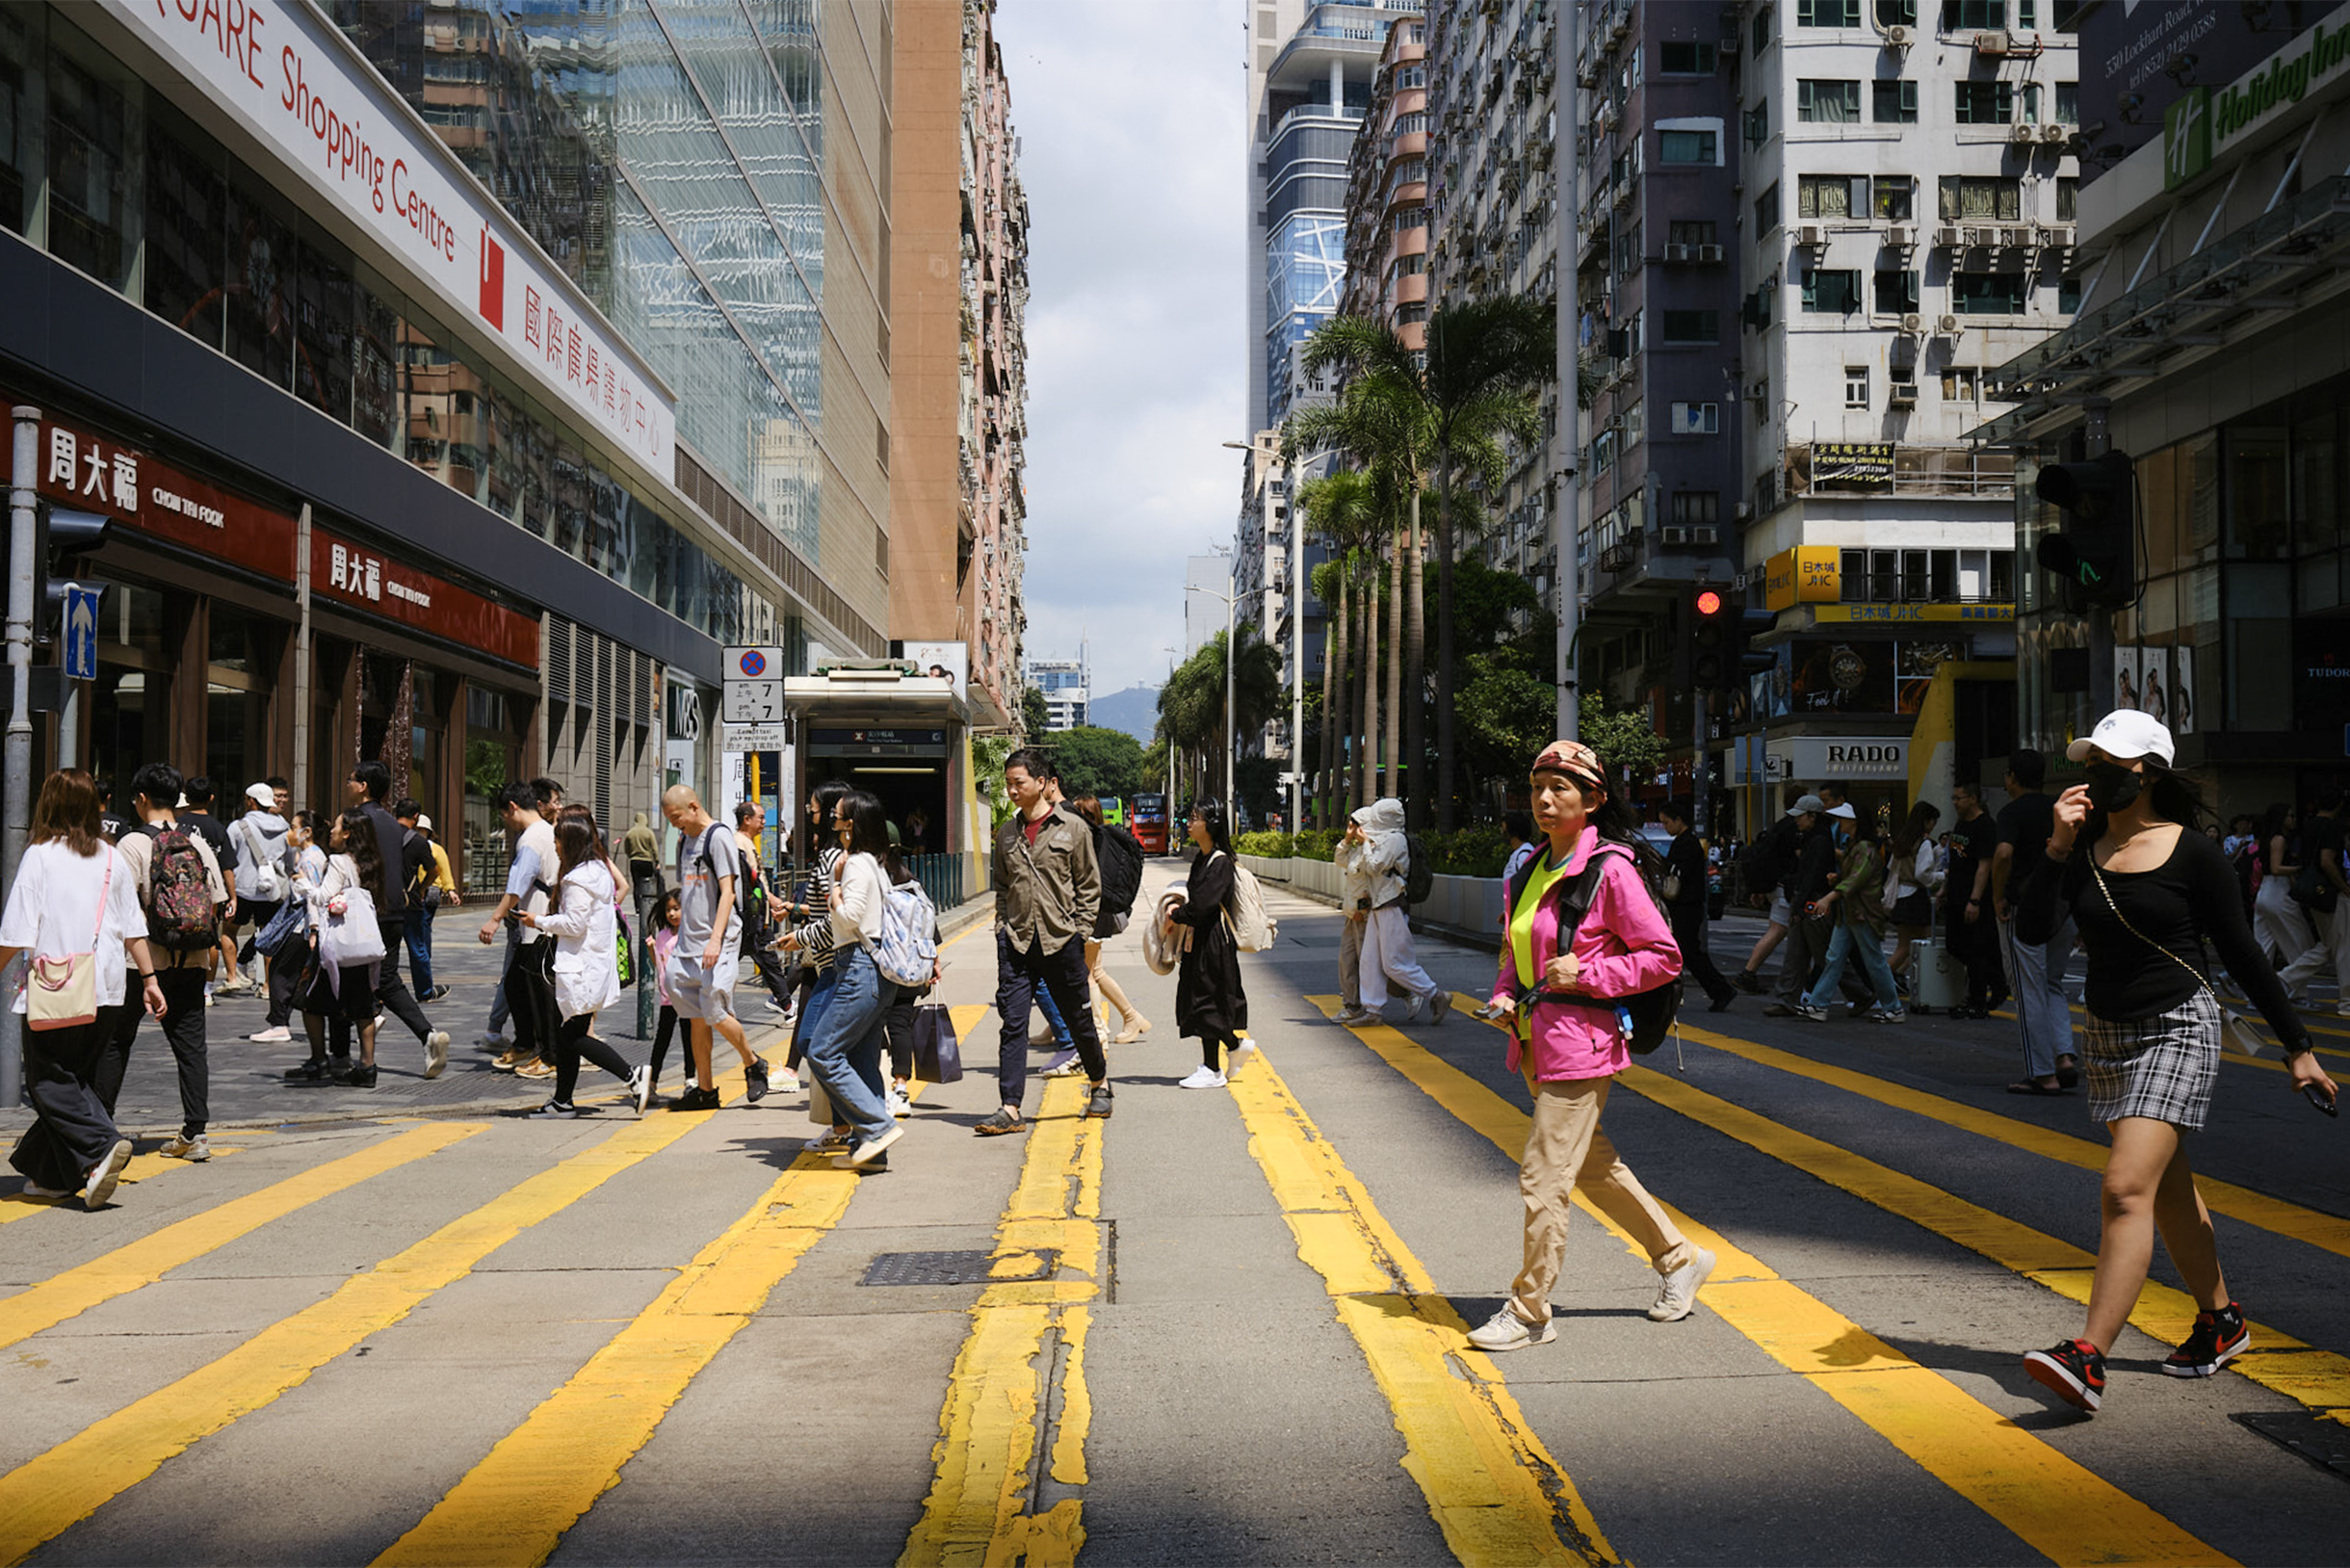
top-left (404, 902), bottom-right (436, 996)
top-left (804, 947), bottom-right (893, 1142)
top-left (1035, 975), bottom-right (1074, 1049)
top-left (1802, 924), bottom-right (1902, 1014)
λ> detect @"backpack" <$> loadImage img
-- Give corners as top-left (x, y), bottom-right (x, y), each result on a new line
top-left (1402, 831), bottom-right (1435, 905)
top-left (1504, 841), bottom-right (1682, 1055)
top-left (237, 819), bottom-right (290, 903)
top-left (1095, 823), bottom-right (1144, 921)
top-left (874, 872), bottom-right (941, 988)
top-left (1223, 855), bottom-right (1279, 952)
top-left (1740, 816), bottom-right (1797, 895)
top-left (146, 826), bottom-right (221, 955)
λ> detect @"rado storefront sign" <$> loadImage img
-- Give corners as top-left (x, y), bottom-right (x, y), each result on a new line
top-left (1768, 737), bottom-right (1911, 781)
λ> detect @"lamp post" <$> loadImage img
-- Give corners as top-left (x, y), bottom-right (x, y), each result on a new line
top-left (1226, 434), bottom-right (1299, 833)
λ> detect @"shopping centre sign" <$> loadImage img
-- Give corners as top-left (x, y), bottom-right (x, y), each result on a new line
top-left (2164, 12), bottom-right (2350, 188)
top-left (117, 0), bottom-right (676, 478)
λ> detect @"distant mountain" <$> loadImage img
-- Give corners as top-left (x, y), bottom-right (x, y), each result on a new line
top-left (1086, 685), bottom-right (1161, 745)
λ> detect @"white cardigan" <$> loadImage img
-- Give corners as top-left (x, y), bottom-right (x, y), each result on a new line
top-left (537, 858), bottom-right (621, 1019)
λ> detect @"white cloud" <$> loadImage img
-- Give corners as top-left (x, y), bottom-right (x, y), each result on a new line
top-left (993, 0), bottom-right (1246, 701)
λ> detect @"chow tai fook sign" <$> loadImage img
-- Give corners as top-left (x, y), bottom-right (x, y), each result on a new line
top-left (117, 0), bottom-right (675, 478)
top-left (310, 530), bottom-right (540, 669)
top-left (26, 405), bottom-right (299, 580)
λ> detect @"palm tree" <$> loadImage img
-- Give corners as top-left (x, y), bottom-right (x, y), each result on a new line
top-left (1297, 300), bottom-right (1553, 829)
top-left (1295, 469), bottom-right (1377, 826)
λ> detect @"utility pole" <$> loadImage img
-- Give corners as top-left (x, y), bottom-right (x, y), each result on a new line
top-left (4, 405), bottom-right (39, 1109)
top-left (1694, 690), bottom-right (1710, 842)
top-left (2081, 395), bottom-right (2117, 711)
top-left (1553, 1), bottom-right (1582, 742)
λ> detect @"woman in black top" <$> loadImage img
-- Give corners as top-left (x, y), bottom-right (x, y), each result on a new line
top-left (2015, 713), bottom-right (2337, 1417)
top-left (1166, 801), bottom-right (1251, 1089)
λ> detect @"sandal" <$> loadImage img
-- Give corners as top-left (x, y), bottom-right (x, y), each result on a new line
top-left (974, 1108), bottom-right (1026, 1137)
top-left (2006, 1079), bottom-right (2069, 1096)
top-left (2054, 1057), bottom-right (2080, 1090)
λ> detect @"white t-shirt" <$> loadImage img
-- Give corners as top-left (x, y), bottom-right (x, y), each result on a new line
top-left (0, 840), bottom-right (149, 1012)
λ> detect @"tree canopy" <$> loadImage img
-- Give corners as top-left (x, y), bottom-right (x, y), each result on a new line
top-left (1043, 726), bottom-right (1150, 802)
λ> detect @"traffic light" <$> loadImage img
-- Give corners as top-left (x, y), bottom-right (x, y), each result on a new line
top-left (1691, 587), bottom-right (1730, 689)
top-left (2033, 451), bottom-right (2136, 610)
top-left (32, 504), bottom-right (112, 643)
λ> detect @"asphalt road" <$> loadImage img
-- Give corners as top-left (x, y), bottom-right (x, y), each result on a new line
top-left (3, 861), bottom-right (2347, 1567)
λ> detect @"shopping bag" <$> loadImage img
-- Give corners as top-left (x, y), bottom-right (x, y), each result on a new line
top-left (912, 1003), bottom-right (963, 1084)
top-left (253, 897), bottom-right (309, 959)
top-left (807, 1073), bottom-right (833, 1126)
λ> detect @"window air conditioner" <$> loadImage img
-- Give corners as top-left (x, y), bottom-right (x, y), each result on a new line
top-left (1663, 242), bottom-right (1693, 262)
top-left (1899, 312), bottom-right (1923, 334)
top-left (1734, 501), bottom-right (1754, 520)
top-left (2047, 222), bottom-right (2076, 248)
top-left (1974, 29), bottom-right (2011, 54)
top-left (1660, 525), bottom-right (1693, 546)
top-left (1936, 313), bottom-right (1960, 333)
top-left (1719, 34), bottom-right (1739, 54)
top-left (2042, 121), bottom-right (2070, 143)
top-left (1692, 526), bottom-right (1721, 546)
top-left (1698, 242), bottom-right (1726, 262)
top-left (1889, 381), bottom-right (1918, 406)
top-left (1934, 225), bottom-right (1963, 247)
top-left (1887, 223), bottom-right (1914, 248)
top-left (1884, 23), bottom-right (1911, 46)
top-left (1965, 225), bottom-right (1997, 246)
top-left (1796, 224), bottom-right (1824, 246)
top-left (2010, 121), bottom-right (2040, 144)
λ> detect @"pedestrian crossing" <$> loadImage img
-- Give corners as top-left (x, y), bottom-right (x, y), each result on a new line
top-left (2, 923), bottom-right (2347, 1565)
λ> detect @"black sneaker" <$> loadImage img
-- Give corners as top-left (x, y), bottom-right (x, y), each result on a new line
top-left (1084, 1082), bottom-right (1114, 1118)
top-left (1733, 970), bottom-right (1767, 995)
top-left (2024, 1338), bottom-right (2106, 1413)
top-left (2163, 1302), bottom-right (2249, 1377)
top-left (283, 1058), bottom-right (329, 1083)
top-left (346, 1064), bottom-right (379, 1089)
top-left (975, 1108), bottom-right (1025, 1137)
top-left (744, 1060), bottom-right (770, 1103)
top-left (668, 1085), bottom-right (721, 1111)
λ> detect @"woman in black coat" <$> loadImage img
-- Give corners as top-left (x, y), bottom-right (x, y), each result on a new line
top-left (1167, 801), bottom-right (1251, 1088)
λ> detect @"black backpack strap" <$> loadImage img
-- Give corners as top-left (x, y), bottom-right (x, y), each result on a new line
top-left (1507, 845), bottom-right (1626, 1006)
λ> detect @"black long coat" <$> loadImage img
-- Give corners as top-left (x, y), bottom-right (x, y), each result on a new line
top-left (1171, 849), bottom-right (1248, 1041)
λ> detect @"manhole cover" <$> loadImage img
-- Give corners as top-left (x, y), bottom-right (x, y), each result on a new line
top-left (861, 1249), bottom-right (1057, 1286)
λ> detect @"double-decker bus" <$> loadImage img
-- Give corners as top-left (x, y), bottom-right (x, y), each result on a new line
top-left (1130, 793), bottom-right (1169, 854)
top-left (1098, 797), bottom-right (1126, 827)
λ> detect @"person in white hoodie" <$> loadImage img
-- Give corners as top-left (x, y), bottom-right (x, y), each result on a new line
top-left (799, 789), bottom-right (906, 1170)
top-left (1333, 798), bottom-right (1449, 1027)
top-left (520, 815), bottom-right (651, 1118)
top-left (231, 783), bottom-right (297, 1043)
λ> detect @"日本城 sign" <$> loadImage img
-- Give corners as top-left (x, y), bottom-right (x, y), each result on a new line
top-left (116, 0), bottom-right (675, 478)
top-left (1763, 547), bottom-right (1841, 612)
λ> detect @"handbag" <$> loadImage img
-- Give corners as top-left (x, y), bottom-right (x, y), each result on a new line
top-left (320, 884), bottom-right (388, 967)
top-left (26, 856), bottom-right (110, 1032)
top-left (912, 1002), bottom-right (963, 1084)
top-left (253, 896), bottom-right (310, 959)
top-left (2087, 858), bottom-right (2274, 1059)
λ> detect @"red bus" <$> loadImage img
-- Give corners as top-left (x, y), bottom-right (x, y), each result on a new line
top-left (1130, 792), bottom-right (1170, 854)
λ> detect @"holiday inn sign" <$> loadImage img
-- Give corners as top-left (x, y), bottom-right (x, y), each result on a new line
top-left (2165, 11), bottom-right (2350, 188)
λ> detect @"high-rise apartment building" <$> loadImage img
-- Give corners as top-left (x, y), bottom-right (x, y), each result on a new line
top-left (892, 0), bottom-right (1030, 733)
top-left (1023, 654), bottom-right (1088, 733)
top-left (1229, 431), bottom-right (1327, 771)
top-left (1247, 0), bottom-right (1424, 433)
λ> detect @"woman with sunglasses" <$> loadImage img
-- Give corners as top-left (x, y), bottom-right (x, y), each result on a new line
top-left (2018, 710), bottom-right (2337, 1414)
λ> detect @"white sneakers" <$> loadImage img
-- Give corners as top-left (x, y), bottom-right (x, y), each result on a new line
top-left (423, 1031), bottom-right (451, 1081)
top-left (159, 1135), bottom-right (210, 1163)
top-left (1648, 1245), bottom-right (1719, 1322)
top-left (629, 1065), bottom-right (654, 1117)
top-left (247, 1025), bottom-right (293, 1043)
top-left (81, 1139), bottom-right (133, 1209)
top-left (1178, 1065), bottom-right (1227, 1089)
top-left (1226, 1040), bottom-right (1259, 1077)
top-left (1466, 1307), bottom-right (1556, 1351)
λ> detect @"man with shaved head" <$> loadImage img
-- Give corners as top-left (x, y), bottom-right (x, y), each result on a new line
top-left (662, 784), bottom-right (766, 1110)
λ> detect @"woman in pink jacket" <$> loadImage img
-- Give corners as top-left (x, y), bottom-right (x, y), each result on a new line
top-left (1466, 739), bottom-right (1720, 1352)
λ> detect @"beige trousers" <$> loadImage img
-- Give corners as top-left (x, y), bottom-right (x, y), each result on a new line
top-left (1084, 940), bottom-right (1139, 1029)
top-left (1509, 1074), bottom-right (1692, 1328)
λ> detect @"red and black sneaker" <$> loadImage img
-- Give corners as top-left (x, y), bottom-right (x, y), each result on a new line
top-left (2024, 1338), bottom-right (2106, 1413)
top-left (2162, 1301), bottom-right (2250, 1378)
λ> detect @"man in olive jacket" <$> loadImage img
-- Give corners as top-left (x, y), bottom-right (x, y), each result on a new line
top-left (979, 746), bottom-right (1111, 1136)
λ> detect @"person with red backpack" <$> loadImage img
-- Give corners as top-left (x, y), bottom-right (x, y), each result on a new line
top-left (100, 763), bottom-right (228, 1163)
top-left (1467, 739), bottom-right (1715, 1352)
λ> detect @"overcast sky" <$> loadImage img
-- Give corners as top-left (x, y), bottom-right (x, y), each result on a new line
top-left (992, 0), bottom-right (1245, 700)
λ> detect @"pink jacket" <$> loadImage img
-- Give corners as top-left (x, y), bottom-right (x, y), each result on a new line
top-left (1489, 826), bottom-right (1684, 1082)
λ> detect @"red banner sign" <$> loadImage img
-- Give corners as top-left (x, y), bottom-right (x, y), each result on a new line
top-left (23, 405), bottom-right (300, 582)
top-left (311, 529), bottom-right (540, 669)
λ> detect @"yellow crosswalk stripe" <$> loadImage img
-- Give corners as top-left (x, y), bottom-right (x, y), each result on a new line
top-left (1676, 1022), bottom-right (2350, 1261)
top-left (1229, 1049), bottom-right (1621, 1567)
top-left (0, 1139), bottom-right (268, 1226)
top-left (0, 1108), bottom-right (714, 1567)
top-left (900, 1059), bottom-right (1103, 1568)
top-left (0, 1122), bottom-right (482, 1351)
top-left (1328, 998), bottom-right (2229, 1568)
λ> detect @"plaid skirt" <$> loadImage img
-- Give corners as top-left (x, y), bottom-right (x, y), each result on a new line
top-left (2080, 988), bottom-right (2220, 1129)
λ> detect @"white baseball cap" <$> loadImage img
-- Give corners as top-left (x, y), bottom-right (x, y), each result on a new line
top-left (415, 813), bottom-right (433, 833)
top-left (2065, 709), bottom-right (2176, 768)
top-left (1826, 801), bottom-right (1858, 820)
top-left (245, 782), bottom-right (274, 806)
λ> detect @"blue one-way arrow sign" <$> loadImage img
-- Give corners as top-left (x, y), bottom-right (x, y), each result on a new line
top-left (64, 585), bottom-right (100, 681)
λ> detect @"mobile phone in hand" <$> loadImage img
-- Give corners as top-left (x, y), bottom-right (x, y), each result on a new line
top-left (2303, 1083), bottom-right (2339, 1118)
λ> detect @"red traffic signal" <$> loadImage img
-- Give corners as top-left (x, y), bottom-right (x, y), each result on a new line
top-left (1695, 588), bottom-right (1725, 618)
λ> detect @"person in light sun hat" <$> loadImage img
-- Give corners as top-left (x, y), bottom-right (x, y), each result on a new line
top-left (2017, 709), bottom-right (2337, 1416)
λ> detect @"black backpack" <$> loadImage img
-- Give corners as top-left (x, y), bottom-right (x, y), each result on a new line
top-left (1503, 842), bottom-right (1682, 1055)
top-left (1402, 831), bottom-right (1435, 905)
top-left (1094, 823), bottom-right (1144, 920)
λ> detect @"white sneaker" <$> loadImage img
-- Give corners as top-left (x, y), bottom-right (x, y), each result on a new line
top-left (247, 1026), bottom-right (293, 1043)
top-left (423, 1031), bottom-right (451, 1081)
top-left (1427, 990), bottom-right (1453, 1026)
top-left (886, 1086), bottom-right (914, 1118)
top-left (1648, 1245), bottom-right (1718, 1322)
top-left (81, 1139), bottom-right (133, 1209)
top-left (529, 1102), bottom-right (579, 1119)
top-left (1466, 1306), bottom-right (1555, 1352)
top-left (629, 1065), bottom-right (653, 1117)
top-left (1178, 1065), bottom-right (1228, 1089)
top-left (805, 1128), bottom-right (852, 1155)
top-left (159, 1135), bottom-right (210, 1163)
top-left (1404, 992), bottom-right (1429, 1024)
top-left (845, 1124), bottom-right (904, 1167)
top-left (1226, 1040), bottom-right (1259, 1077)
top-left (20, 1180), bottom-right (69, 1199)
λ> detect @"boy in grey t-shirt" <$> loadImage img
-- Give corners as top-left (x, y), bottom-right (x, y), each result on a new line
top-left (661, 785), bottom-right (764, 1109)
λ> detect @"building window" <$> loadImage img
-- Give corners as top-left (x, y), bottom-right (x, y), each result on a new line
top-left (1799, 0), bottom-right (1862, 24)
top-left (1395, 65), bottom-right (1425, 90)
top-left (1744, 101), bottom-right (1771, 147)
top-left (1938, 175), bottom-right (2022, 220)
top-left (1391, 207), bottom-right (1426, 231)
top-left (2056, 176), bottom-right (2078, 221)
top-left (1873, 268), bottom-right (1919, 313)
top-left (1799, 173), bottom-right (1868, 219)
top-left (44, 34), bottom-right (139, 293)
top-left (2058, 273), bottom-right (2081, 313)
top-left (1873, 175), bottom-right (1915, 221)
top-left (1670, 402), bottom-right (1720, 434)
top-left (2020, 82), bottom-right (2041, 121)
top-left (1660, 40), bottom-right (1716, 72)
top-left (1660, 309), bottom-right (1720, 343)
top-left (1802, 270), bottom-right (1863, 313)
top-left (1658, 129), bottom-right (1717, 164)
top-left (1942, 364), bottom-right (1981, 401)
top-left (1396, 301), bottom-right (1427, 324)
top-left (1671, 491), bottom-right (1720, 525)
top-left (1668, 219), bottom-right (1719, 246)
top-left (1743, 287), bottom-right (1774, 329)
top-left (1875, 0), bottom-right (1918, 22)
top-left (1942, 0), bottom-right (2005, 25)
top-left (1756, 181), bottom-right (1780, 233)
top-left (1955, 81), bottom-right (2014, 123)
top-left (1952, 272), bottom-right (2027, 313)
top-left (2055, 81), bottom-right (2078, 123)
top-left (1798, 79), bottom-right (1863, 122)
top-left (1754, 5), bottom-right (1776, 51)
top-left (1392, 112), bottom-right (1428, 136)
top-left (1872, 79), bottom-right (1919, 122)
top-left (1845, 366), bottom-right (1870, 407)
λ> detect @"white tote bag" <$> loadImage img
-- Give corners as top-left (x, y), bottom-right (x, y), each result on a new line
top-left (320, 885), bottom-right (387, 967)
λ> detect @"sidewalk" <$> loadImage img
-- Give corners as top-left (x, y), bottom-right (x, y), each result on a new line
top-left (1, 889), bottom-right (996, 1138)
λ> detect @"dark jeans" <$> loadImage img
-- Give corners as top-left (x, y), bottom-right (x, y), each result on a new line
top-left (1946, 902), bottom-right (2005, 1008)
top-left (995, 931), bottom-right (1105, 1108)
top-left (373, 916), bottom-right (433, 1044)
top-left (1670, 906), bottom-right (1736, 1006)
top-left (552, 1013), bottom-right (633, 1105)
top-left (1774, 908), bottom-right (1872, 1006)
top-left (883, 988), bottom-right (917, 1082)
top-left (9, 1010), bottom-right (125, 1191)
top-left (505, 938), bottom-right (557, 1062)
top-left (403, 902), bottom-right (437, 996)
top-left (647, 1004), bottom-right (680, 1088)
top-left (265, 937), bottom-right (300, 1027)
top-left (99, 966), bottom-right (208, 1137)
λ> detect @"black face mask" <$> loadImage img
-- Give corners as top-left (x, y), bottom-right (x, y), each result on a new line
top-left (2085, 761), bottom-right (2146, 813)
